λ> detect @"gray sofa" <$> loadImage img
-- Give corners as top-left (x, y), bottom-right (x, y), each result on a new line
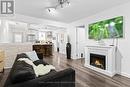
top-left (4, 53), bottom-right (75, 87)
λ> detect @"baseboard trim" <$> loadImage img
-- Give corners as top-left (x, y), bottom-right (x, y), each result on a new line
top-left (71, 55), bottom-right (84, 59)
top-left (72, 57), bottom-right (83, 59)
top-left (4, 67), bottom-right (12, 69)
top-left (119, 72), bottom-right (130, 78)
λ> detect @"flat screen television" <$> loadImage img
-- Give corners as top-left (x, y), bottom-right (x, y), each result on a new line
top-left (88, 16), bottom-right (123, 40)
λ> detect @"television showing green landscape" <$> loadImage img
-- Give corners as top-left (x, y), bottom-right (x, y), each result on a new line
top-left (88, 16), bottom-right (123, 40)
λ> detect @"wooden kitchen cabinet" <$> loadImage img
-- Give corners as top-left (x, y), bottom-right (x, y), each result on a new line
top-left (33, 44), bottom-right (53, 58)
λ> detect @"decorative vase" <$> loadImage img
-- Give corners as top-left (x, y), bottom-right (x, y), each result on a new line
top-left (66, 42), bottom-right (71, 59)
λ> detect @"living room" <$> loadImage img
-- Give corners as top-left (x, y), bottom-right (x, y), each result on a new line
top-left (0, 0), bottom-right (130, 87)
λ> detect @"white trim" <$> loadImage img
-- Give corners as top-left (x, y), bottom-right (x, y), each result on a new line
top-left (4, 67), bottom-right (12, 69)
top-left (120, 72), bottom-right (130, 78)
top-left (71, 54), bottom-right (81, 59)
top-left (72, 57), bottom-right (84, 60)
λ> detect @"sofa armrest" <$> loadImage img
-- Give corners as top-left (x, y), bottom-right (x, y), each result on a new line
top-left (7, 68), bottom-right (75, 87)
top-left (38, 68), bottom-right (75, 87)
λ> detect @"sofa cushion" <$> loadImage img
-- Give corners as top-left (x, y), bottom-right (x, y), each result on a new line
top-left (33, 59), bottom-right (49, 66)
top-left (11, 61), bottom-right (36, 84)
top-left (38, 70), bottom-right (57, 77)
top-left (18, 58), bottom-right (35, 66)
top-left (16, 53), bottom-right (29, 59)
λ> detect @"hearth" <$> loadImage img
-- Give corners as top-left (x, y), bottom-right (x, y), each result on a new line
top-left (90, 53), bottom-right (106, 70)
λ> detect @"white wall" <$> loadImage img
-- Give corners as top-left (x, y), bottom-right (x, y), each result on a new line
top-left (69, 2), bottom-right (130, 78)
top-left (0, 20), bottom-right (10, 43)
top-left (67, 25), bottom-right (77, 58)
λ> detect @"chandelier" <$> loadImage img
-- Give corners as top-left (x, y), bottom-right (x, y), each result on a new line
top-left (47, 0), bottom-right (70, 13)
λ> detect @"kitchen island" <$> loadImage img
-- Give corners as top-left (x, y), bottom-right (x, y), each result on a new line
top-left (33, 44), bottom-right (53, 58)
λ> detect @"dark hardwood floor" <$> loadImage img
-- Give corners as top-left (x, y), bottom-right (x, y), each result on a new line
top-left (1, 52), bottom-right (130, 87)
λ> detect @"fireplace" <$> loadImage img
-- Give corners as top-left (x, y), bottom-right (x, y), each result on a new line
top-left (90, 53), bottom-right (106, 70)
top-left (85, 46), bottom-right (116, 77)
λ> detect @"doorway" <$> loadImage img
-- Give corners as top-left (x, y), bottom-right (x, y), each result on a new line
top-left (76, 26), bottom-right (86, 58)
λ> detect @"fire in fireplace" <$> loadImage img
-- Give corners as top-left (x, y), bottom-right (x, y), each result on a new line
top-left (90, 53), bottom-right (106, 70)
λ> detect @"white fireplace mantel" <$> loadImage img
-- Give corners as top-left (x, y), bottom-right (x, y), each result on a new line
top-left (84, 45), bottom-right (116, 77)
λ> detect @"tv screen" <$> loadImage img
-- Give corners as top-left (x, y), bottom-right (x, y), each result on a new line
top-left (89, 16), bottom-right (123, 40)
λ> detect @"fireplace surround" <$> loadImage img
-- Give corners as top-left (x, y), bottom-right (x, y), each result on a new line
top-left (84, 45), bottom-right (116, 77)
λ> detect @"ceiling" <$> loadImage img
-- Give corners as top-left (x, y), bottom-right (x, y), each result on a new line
top-left (15, 0), bottom-right (130, 23)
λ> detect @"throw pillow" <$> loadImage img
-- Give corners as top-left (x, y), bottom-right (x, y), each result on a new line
top-left (25, 51), bottom-right (39, 62)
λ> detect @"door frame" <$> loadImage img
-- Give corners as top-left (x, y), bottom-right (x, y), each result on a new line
top-left (76, 25), bottom-right (85, 58)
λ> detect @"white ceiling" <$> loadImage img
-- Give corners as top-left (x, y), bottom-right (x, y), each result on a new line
top-left (15, 0), bottom-right (130, 23)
